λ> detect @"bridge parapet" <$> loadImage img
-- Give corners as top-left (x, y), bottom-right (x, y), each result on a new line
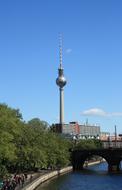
top-left (102, 141), bottom-right (122, 149)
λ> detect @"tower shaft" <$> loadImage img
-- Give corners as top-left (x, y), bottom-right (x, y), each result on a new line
top-left (59, 87), bottom-right (64, 125)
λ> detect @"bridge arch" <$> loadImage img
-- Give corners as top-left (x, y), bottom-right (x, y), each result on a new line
top-left (72, 152), bottom-right (109, 170)
top-left (71, 149), bottom-right (122, 172)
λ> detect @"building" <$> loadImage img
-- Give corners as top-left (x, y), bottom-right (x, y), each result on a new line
top-left (100, 132), bottom-right (110, 141)
top-left (62, 122), bottom-right (80, 135)
top-left (79, 124), bottom-right (100, 139)
top-left (55, 121), bottom-right (101, 139)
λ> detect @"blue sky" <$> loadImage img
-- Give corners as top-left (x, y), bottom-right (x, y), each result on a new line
top-left (0, 0), bottom-right (122, 134)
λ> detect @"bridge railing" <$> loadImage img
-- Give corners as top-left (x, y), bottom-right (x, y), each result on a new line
top-left (102, 141), bottom-right (122, 149)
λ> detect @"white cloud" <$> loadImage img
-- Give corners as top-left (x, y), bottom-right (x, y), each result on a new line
top-left (66, 48), bottom-right (72, 54)
top-left (81, 108), bottom-right (106, 116)
top-left (81, 108), bottom-right (122, 117)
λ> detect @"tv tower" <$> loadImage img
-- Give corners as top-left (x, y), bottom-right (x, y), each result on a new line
top-left (56, 35), bottom-right (67, 131)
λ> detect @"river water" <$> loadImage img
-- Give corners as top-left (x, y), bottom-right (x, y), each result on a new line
top-left (37, 162), bottom-right (122, 190)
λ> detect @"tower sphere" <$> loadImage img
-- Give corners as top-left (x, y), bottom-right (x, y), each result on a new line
top-left (56, 75), bottom-right (67, 88)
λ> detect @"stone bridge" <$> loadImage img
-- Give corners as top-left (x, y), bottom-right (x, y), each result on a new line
top-left (71, 148), bottom-right (122, 172)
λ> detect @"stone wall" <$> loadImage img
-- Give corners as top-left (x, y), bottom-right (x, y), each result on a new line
top-left (22, 166), bottom-right (73, 190)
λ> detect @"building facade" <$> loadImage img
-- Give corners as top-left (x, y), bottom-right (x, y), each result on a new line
top-left (61, 121), bottom-right (101, 139)
top-left (100, 132), bottom-right (110, 141)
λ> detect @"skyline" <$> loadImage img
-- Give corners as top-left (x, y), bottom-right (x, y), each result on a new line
top-left (0, 0), bottom-right (122, 133)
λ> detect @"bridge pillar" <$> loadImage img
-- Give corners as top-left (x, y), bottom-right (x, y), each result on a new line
top-left (72, 151), bottom-right (85, 171)
top-left (108, 162), bottom-right (121, 172)
top-left (72, 158), bottom-right (84, 170)
top-left (73, 163), bottom-right (83, 171)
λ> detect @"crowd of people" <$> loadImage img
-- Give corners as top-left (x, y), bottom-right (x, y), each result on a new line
top-left (0, 173), bottom-right (33, 190)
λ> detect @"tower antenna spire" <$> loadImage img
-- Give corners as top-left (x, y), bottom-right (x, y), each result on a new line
top-left (59, 33), bottom-right (63, 69)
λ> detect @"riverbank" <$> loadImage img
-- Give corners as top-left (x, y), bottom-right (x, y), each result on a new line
top-left (84, 160), bottom-right (105, 167)
top-left (21, 166), bottom-right (73, 190)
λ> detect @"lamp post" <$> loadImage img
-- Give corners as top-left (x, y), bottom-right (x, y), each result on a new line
top-left (115, 125), bottom-right (117, 148)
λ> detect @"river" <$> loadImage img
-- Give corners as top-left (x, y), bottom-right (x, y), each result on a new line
top-left (37, 162), bottom-right (122, 190)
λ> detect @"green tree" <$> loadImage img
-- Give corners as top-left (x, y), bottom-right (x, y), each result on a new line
top-left (0, 104), bottom-right (72, 177)
top-left (74, 139), bottom-right (102, 150)
top-left (28, 118), bottom-right (49, 131)
top-left (0, 104), bottom-right (23, 175)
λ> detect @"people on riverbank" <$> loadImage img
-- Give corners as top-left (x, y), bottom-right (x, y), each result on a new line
top-left (0, 173), bottom-right (28, 190)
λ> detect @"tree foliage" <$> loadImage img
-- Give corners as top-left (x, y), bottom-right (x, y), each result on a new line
top-left (0, 104), bottom-right (70, 177)
top-left (73, 139), bottom-right (102, 150)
